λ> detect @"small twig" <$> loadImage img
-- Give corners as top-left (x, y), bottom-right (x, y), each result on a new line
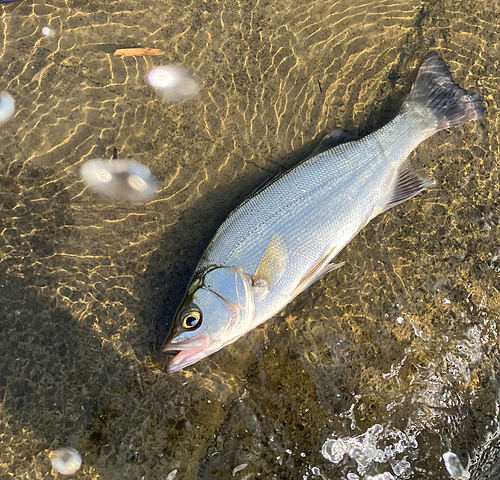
top-left (317, 77), bottom-right (323, 94)
top-left (114, 48), bottom-right (165, 57)
top-left (0, 387), bottom-right (7, 412)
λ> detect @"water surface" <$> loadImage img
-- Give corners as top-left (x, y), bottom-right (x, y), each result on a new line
top-left (1, 0), bottom-right (499, 479)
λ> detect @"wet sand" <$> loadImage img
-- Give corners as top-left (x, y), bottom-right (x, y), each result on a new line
top-left (0, 0), bottom-right (499, 478)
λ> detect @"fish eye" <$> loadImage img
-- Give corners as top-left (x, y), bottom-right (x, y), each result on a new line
top-left (181, 310), bottom-right (202, 330)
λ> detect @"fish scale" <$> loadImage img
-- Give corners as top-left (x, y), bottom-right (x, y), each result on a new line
top-left (201, 106), bottom-right (433, 322)
top-left (163, 52), bottom-right (485, 373)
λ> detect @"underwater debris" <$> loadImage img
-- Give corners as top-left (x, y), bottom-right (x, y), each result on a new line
top-left (114, 47), bottom-right (165, 56)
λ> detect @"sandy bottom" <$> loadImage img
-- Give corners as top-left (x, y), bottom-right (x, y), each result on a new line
top-left (0, 0), bottom-right (499, 478)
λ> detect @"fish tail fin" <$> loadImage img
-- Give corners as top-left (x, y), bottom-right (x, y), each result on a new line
top-left (405, 52), bottom-right (485, 131)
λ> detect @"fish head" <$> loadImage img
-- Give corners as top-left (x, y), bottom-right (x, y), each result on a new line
top-left (163, 266), bottom-right (255, 372)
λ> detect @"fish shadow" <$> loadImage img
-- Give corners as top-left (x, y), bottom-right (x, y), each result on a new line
top-left (140, 78), bottom-right (418, 363)
top-left (140, 140), bottom-right (327, 360)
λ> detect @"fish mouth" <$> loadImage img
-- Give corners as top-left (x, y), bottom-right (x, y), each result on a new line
top-left (164, 350), bottom-right (205, 373)
top-left (162, 335), bottom-right (211, 373)
top-left (163, 348), bottom-right (181, 357)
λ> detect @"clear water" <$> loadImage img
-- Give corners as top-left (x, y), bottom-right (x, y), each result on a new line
top-left (1, 0), bottom-right (499, 479)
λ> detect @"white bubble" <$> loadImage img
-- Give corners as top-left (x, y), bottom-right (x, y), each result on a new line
top-left (127, 174), bottom-right (148, 192)
top-left (51, 447), bottom-right (82, 475)
top-left (147, 65), bottom-right (200, 103)
top-left (148, 66), bottom-right (182, 89)
top-left (321, 438), bottom-right (347, 464)
top-left (80, 159), bottom-right (158, 203)
top-left (41, 26), bottom-right (57, 38)
top-left (96, 168), bottom-right (113, 183)
top-left (442, 452), bottom-right (470, 480)
top-left (0, 92), bottom-right (15, 123)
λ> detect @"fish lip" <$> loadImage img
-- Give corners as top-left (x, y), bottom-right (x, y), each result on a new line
top-left (162, 334), bottom-right (211, 373)
top-left (162, 336), bottom-right (208, 353)
top-left (165, 349), bottom-right (206, 373)
top-left (162, 348), bottom-right (181, 357)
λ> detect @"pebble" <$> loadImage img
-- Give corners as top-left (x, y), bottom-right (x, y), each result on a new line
top-left (442, 452), bottom-right (470, 479)
top-left (232, 463), bottom-right (248, 475)
top-left (166, 470), bottom-right (177, 480)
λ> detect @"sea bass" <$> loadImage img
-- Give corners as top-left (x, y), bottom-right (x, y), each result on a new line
top-left (163, 53), bottom-right (485, 372)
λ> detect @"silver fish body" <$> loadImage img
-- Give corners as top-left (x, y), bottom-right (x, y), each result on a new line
top-left (163, 53), bottom-right (485, 372)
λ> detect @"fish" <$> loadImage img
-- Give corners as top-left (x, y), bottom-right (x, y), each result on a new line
top-left (162, 52), bottom-right (485, 373)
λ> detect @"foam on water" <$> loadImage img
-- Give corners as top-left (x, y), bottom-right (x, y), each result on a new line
top-left (365, 474), bottom-right (395, 480)
top-left (322, 424), bottom-right (418, 478)
top-left (0, 92), bottom-right (15, 123)
top-left (147, 65), bottom-right (200, 103)
top-left (80, 158), bottom-right (158, 202)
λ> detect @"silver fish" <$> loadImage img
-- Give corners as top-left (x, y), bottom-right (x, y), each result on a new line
top-left (163, 53), bottom-right (485, 372)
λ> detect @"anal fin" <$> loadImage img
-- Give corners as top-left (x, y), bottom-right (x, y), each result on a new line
top-left (384, 165), bottom-right (435, 212)
top-left (291, 246), bottom-right (344, 298)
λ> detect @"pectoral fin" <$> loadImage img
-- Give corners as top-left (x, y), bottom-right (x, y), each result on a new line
top-left (253, 233), bottom-right (288, 291)
top-left (384, 164), bottom-right (435, 212)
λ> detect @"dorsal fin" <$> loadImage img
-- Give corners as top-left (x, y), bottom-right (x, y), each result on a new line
top-left (242, 129), bottom-right (359, 205)
top-left (384, 164), bottom-right (435, 211)
top-left (311, 128), bottom-right (359, 156)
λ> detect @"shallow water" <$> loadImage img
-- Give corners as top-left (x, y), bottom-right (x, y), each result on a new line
top-left (0, 0), bottom-right (499, 479)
